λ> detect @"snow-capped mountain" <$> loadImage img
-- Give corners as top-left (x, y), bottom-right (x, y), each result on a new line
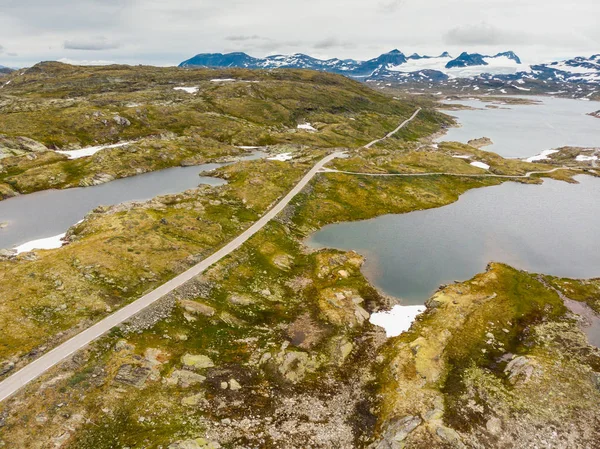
top-left (180, 50), bottom-right (524, 78)
top-left (529, 54), bottom-right (600, 83)
top-left (179, 51), bottom-right (600, 96)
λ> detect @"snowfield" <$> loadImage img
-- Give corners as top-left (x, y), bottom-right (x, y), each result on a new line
top-left (56, 141), bottom-right (135, 159)
top-left (15, 233), bottom-right (66, 254)
top-left (470, 161), bottom-right (490, 170)
top-left (387, 55), bottom-right (523, 78)
top-left (370, 305), bottom-right (427, 337)
top-left (525, 149), bottom-right (559, 162)
top-left (576, 154), bottom-right (598, 162)
top-left (267, 153), bottom-right (293, 162)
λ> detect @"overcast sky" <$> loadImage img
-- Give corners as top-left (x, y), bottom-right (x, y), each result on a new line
top-left (1, 0), bottom-right (598, 67)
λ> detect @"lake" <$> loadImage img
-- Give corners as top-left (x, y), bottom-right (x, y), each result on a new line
top-left (308, 175), bottom-right (600, 305)
top-left (0, 152), bottom-right (264, 250)
top-left (439, 96), bottom-right (600, 158)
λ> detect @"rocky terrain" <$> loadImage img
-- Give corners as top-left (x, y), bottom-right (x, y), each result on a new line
top-left (0, 64), bottom-right (599, 448)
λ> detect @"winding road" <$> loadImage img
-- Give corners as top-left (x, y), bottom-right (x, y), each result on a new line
top-left (320, 166), bottom-right (577, 179)
top-left (364, 108), bottom-right (421, 149)
top-left (0, 109), bottom-right (423, 403)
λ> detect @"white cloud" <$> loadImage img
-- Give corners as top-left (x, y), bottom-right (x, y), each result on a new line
top-left (64, 37), bottom-right (120, 51)
top-left (0, 0), bottom-right (598, 67)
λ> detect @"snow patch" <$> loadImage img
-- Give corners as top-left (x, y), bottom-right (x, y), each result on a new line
top-left (525, 150), bottom-right (559, 162)
top-left (452, 155), bottom-right (471, 159)
top-left (267, 153), bottom-right (293, 162)
top-left (370, 305), bottom-right (427, 338)
top-left (470, 161), bottom-right (490, 170)
top-left (576, 155), bottom-right (598, 162)
top-left (210, 78), bottom-right (237, 83)
top-left (56, 141), bottom-right (134, 159)
top-left (174, 86), bottom-right (199, 94)
top-left (15, 233), bottom-right (66, 254)
top-left (297, 123), bottom-right (317, 131)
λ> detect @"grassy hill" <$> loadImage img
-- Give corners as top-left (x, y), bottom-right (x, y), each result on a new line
top-left (0, 62), bottom-right (450, 198)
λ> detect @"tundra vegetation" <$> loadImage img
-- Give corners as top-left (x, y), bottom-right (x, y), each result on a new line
top-left (0, 63), bottom-right (598, 448)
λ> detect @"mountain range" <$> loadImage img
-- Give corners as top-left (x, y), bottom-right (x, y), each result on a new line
top-left (180, 50), bottom-right (525, 76)
top-left (179, 50), bottom-right (600, 97)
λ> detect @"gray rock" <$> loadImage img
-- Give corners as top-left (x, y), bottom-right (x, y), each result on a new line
top-left (504, 356), bottom-right (536, 384)
top-left (435, 426), bottom-right (466, 448)
top-left (114, 364), bottom-right (151, 387)
top-left (166, 370), bottom-right (206, 388)
top-left (179, 300), bottom-right (215, 317)
top-left (0, 361), bottom-right (15, 376)
top-left (113, 115), bottom-right (131, 126)
top-left (486, 417), bottom-right (502, 435)
top-left (0, 249), bottom-right (16, 260)
top-left (79, 173), bottom-right (115, 187)
top-left (181, 354), bottom-right (214, 370)
top-left (374, 415), bottom-right (422, 448)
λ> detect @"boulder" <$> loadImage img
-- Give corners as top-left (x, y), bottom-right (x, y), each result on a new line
top-left (374, 416), bottom-right (422, 448)
top-left (319, 288), bottom-right (369, 328)
top-left (166, 370), bottom-right (206, 388)
top-left (486, 417), bottom-right (502, 435)
top-left (113, 115), bottom-right (131, 126)
top-left (0, 361), bottom-right (15, 377)
top-left (114, 364), bottom-right (151, 387)
top-left (181, 354), bottom-right (214, 370)
top-left (504, 356), bottom-right (536, 385)
top-left (179, 300), bottom-right (215, 317)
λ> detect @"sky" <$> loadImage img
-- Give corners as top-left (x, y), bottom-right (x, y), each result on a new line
top-left (0, 0), bottom-right (598, 68)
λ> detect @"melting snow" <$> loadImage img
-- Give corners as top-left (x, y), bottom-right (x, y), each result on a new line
top-left (370, 305), bottom-right (427, 337)
top-left (56, 141), bottom-right (135, 159)
top-left (525, 150), bottom-right (559, 162)
top-left (210, 79), bottom-right (237, 83)
top-left (174, 86), bottom-right (199, 94)
top-left (267, 153), bottom-right (293, 162)
top-left (297, 123), bottom-right (317, 131)
top-left (15, 233), bottom-right (66, 254)
top-left (576, 155), bottom-right (598, 162)
top-left (387, 55), bottom-right (523, 79)
top-left (470, 161), bottom-right (490, 170)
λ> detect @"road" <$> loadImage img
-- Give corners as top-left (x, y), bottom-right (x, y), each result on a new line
top-left (0, 151), bottom-right (347, 403)
top-left (0, 107), bottom-right (425, 403)
top-left (320, 166), bottom-right (576, 179)
top-left (364, 108), bottom-right (421, 149)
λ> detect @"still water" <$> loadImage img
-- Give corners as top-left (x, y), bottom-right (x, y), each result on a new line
top-left (308, 176), bottom-right (600, 304)
top-left (439, 96), bottom-right (600, 158)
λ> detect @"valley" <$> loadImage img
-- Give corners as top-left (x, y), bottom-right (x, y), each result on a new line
top-left (0, 62), bottom-right (598, 449)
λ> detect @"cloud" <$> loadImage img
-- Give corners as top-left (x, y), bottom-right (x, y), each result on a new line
top-left (313, 38), bottom-right (354, 50)
top-left (63, 37), bottom-right (120, 51)
top-left (378, 0), bottom-right (404, 12)
top-left (225, 35), bottom-right (270, 42)
top-left (444, 23), bottom-right (527, 46)
top-left (57, 58), bottom-right (117, 66)
top-left (0, 45), bottom-right (4, 54)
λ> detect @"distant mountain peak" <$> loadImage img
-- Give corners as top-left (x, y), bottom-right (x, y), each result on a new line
top-left (494, 51), bottom-right (522, 64)
top-left (445, 52), bottom-right (488, 69)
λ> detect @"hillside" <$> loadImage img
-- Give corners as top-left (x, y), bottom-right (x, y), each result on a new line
top-left (0, 62), bottom-right (447, 199)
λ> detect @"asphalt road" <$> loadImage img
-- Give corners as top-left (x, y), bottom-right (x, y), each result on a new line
top-left (0, 108), bottom-right (423, 403)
